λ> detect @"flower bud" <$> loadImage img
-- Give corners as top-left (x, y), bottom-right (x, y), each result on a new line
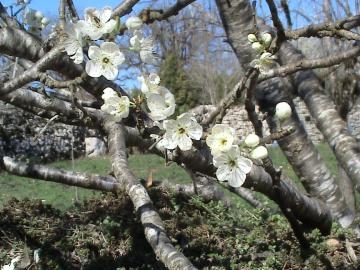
top-left (261, 32), bottom-right (272, 47)
top-left (247, 33), bottom-right (257, 43)
top-left (41, 17), bottom-right (49, 26)
top-left (34, 10), bottom-right (43, 19)
top-left (250, 146), bottom-right (268, 159)
top-left (275, 102), bottom-right (292, 121)
top-left (244, 134), bottom-right (260, 148)
top-left (125, 16), bottom-right (143, 31)
top-left (251, 42), bottom-right (263, 53)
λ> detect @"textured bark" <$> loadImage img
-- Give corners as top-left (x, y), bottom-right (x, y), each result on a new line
top-left (2, 157), bottom-right (120, 192)
top-left (215, 0), bottom-right (353, 226)
top-left (0, 28), bottom-right (44, 61)
top-left (279, 42), bottom-right (360, 193)
top-left (104, 121), bottom-right (197, 270)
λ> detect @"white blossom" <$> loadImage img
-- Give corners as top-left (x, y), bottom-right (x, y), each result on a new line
top-left (130, 30), bottom-right (157, 64)
top-left (250, 52), bottom-right (276, 73)
top-left (101, 87), bottom-right (130, 121)
top-left (275, 102), bottom-right (292, 121)
top-left (244, 134), bottom-right (260, 148)
top-left (250, 145), bottom-right (268, 159)
top-left (64, 22), bottom-right (85, 64)
top-left (206, 124), bottom-right (235, 156)
top-left (213, 145), bottom-right (252, 188)
top-left (125, 16), bottom-right (143, 31)
top-left (162, 113), bottom-right (203, 151)
top-left (81, 7), bottom-right (116, 40)
top-left (147, 86), bottom-right (175, 121)
top-left (85, 42), bottom-right (125, 80)
top-left (138, 73), bottom-right (161, 95)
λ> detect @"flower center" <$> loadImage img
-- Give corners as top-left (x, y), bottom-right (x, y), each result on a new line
top-left (178, 127), bottom-right (186, 134)
top-left (92, 16), bottom-right (102, 28)
top-left (229, 160), bottom-right (236, 167)
top-left (220, 139), bottom-right (227, 146)
top-left (102, 57), bottom-right (110, 64)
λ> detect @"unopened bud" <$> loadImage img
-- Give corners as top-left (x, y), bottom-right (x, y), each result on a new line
top-left (250, 146), bottom-right (268, 159)
top-left (251, 42), bottom-right (263, 53)
top-left (34, 10), bottom-right (43, 19)
top-left (261, 32), bottom-right (272, 47)
top-left (244, 134), bottom-right (260, 148)
top-left (247, 33), bottom-right (257, 43)
top-left (275, 102), bottom-right (292, 121)
top-left (41, 17), bottom-right (49, 26)
top-left (125, 16), bottom-right (143, 31)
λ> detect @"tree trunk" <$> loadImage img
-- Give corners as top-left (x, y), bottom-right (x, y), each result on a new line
top-left (279, 42), bottom-right (360, 193)
top-left (215, 0), bottom-right (354, 227)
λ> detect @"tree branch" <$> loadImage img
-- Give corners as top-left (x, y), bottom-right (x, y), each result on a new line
top-left (258, 46), bottom-right (360, 82)
top-left (104, 121), bottom-right (197, 270)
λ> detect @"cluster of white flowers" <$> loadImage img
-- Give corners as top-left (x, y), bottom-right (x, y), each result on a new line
top-left (62, 10), bottom-right (164, 124)
top-left (206, 124), bottom-right (252, 188)
top-left (62, 8), bottom-right (290, 189)
top-left (126, 17), bottom-right (157, 64)
top-left (23, 8), bottom-right (50, 35)
top-left (63, 7), bottom-right (124, 80)
top-left (96, 15), bottom-right (177, 127)
top-left (248, 32), bottom-right (276, 73)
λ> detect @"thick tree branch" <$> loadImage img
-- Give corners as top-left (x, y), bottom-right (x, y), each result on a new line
top-left (2, 156), bottom-right (119, 191)
top-left (104, 121), bottom-right (196, 270)
top-left (123, 127), bottom-right (332, 234)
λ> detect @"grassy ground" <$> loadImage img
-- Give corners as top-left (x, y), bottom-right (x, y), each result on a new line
top-left (0, 154), bottom-right (191, 209)
top-left (1, 144), bottom-right (359, 269)
top-left (0, 144), bottom-right (337, 209)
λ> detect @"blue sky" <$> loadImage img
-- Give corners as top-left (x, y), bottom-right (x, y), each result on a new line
top-left (2, 0), bottom-right (122, 16)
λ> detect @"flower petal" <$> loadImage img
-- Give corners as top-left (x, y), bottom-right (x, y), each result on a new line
top-left (88, 45), bottom-right (101, 60)
top-left (85, 60), bottom-right (102, 77)
top-left (103, 65), bottom-right (119, 80)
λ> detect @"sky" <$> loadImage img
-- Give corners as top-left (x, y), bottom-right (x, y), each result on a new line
top-left (2, 0), bottom-right (122, 16)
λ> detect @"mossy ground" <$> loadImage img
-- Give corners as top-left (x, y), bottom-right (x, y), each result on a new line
top-left (1, 187), bottom-right (359, 269)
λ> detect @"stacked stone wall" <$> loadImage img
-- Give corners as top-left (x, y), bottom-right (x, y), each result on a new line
top-left (0, 104), bottom-right (85, 162)
top-left (222, 98), bottom-right (324, 142)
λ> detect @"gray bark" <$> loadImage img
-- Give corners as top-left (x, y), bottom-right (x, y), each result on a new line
top-left (279, 42), bottom-right (360, 193)
top-left (215, 0), bottom-right (354, 227)
top-left (104, 121), bottom-right (197, 270)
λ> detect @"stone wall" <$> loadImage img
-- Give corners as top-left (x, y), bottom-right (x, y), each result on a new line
top-left (0, 104), bottom-right (85, 162)
top-left (222, 98), bottom-right (324, 142)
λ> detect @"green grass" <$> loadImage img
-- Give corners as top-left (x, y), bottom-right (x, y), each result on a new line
top-left (0, 154), bottom-right (191, 209)
top-left (0, 144), bottom-right (339, 209)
